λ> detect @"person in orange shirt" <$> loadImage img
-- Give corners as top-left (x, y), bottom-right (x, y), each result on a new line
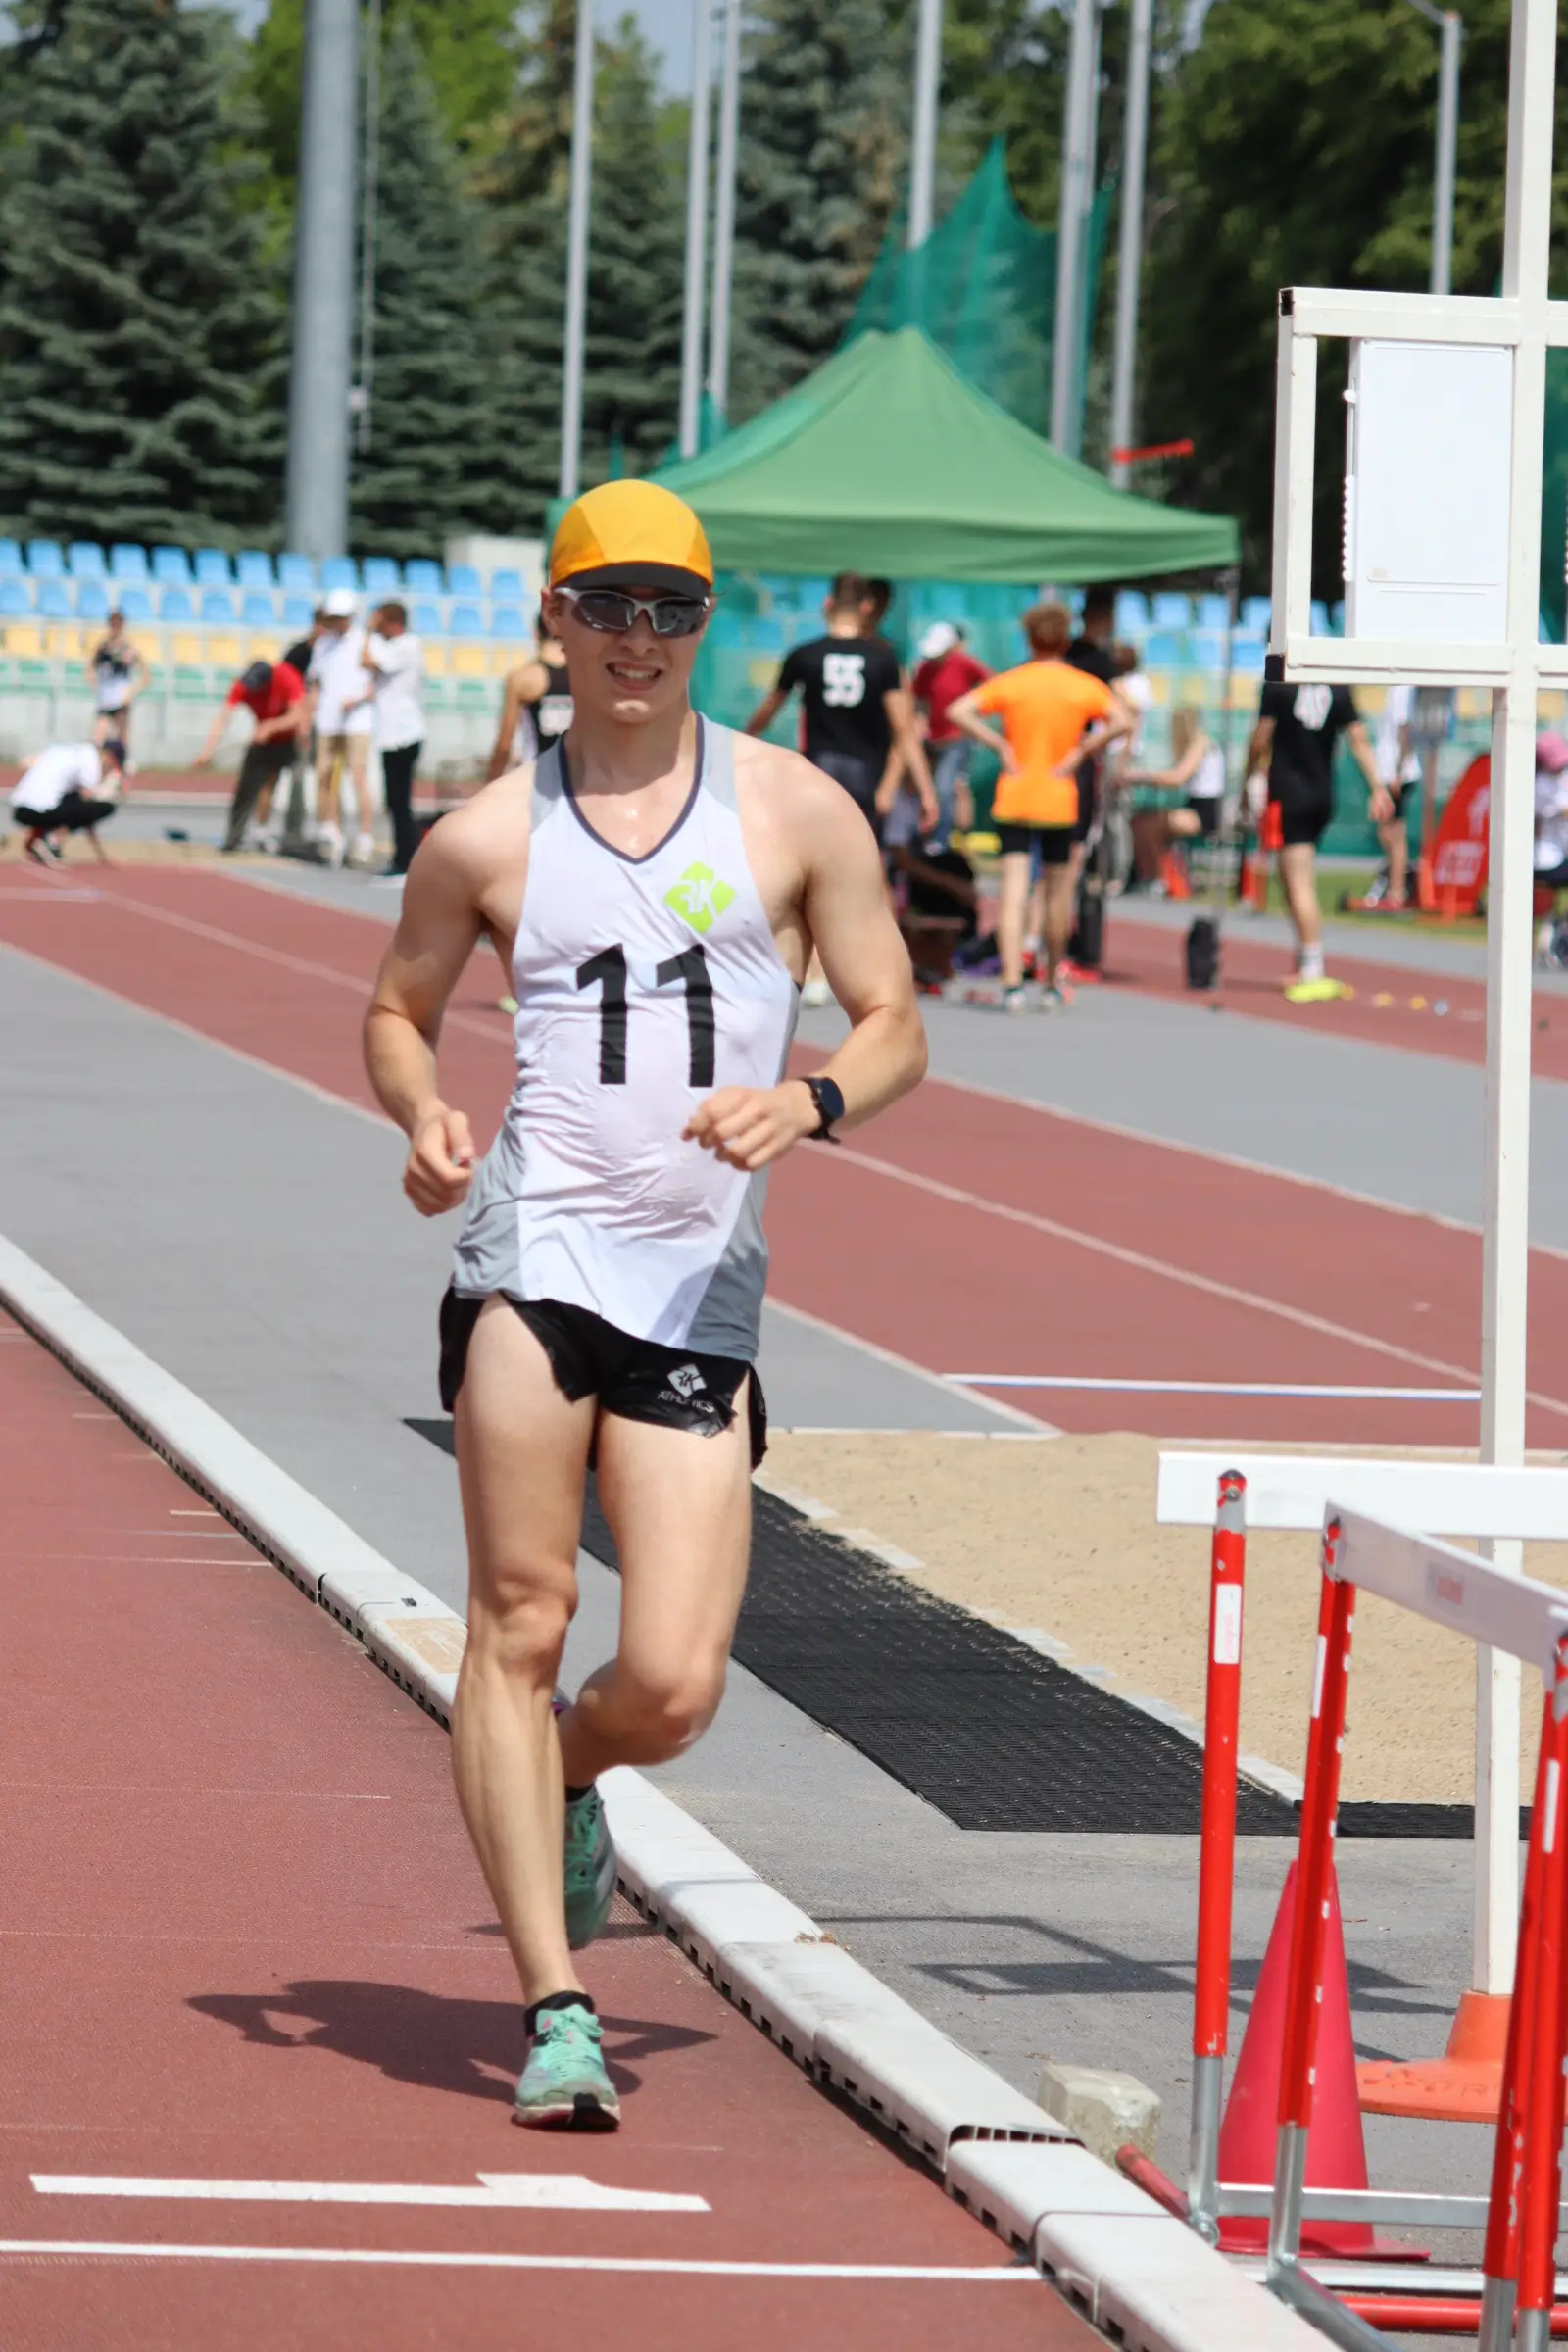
top-left (949, 602), bottom-right (1134, 1010)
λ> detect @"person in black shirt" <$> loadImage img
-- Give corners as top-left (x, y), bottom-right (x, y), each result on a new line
top-left (744, 571), bottom-right (934, 834)
top-left (1248, 679), bottom-right (1387, 1002)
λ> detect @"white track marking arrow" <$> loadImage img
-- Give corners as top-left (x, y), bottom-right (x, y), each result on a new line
top-left (30, 2174), bottom-right (709, 2213)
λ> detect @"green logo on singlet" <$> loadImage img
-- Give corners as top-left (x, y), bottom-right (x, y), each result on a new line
top-left (664, 861), bottom-right (736, 934)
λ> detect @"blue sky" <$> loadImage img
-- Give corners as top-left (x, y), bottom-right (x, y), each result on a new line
top-left (208, 0), bottom-right (696, 91)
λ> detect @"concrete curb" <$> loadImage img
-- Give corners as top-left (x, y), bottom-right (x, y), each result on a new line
top-left (0, 1231), bottom-right (1320, 2350)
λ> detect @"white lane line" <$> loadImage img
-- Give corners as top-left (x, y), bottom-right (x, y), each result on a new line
top-left (831, 1142), bottom-right (1568, 1420)
top-left (763, 1297), bottom-right (1054, 1435)
top-left (33, 2173), bottom-right (709, 2214)
top-left (0, 2239), bottom-right (1029, 2280)
top-left (944, 1376), bottom-right (1483, 1400)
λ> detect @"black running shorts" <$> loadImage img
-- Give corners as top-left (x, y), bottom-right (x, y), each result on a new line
top-left (996, 821), bottom-right (1074, 865)
top-left (438, 1291), bottom-right (767, 1466)
top-left (1269, 772), bottom-right (1335, 849)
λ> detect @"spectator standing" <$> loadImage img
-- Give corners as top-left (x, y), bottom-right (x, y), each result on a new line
top-left (744, 572), bottom-right (934, 834)
top-left (1060, 584), bottom-right (1120, 966)
top-left (488, 616), bottom-right (573, 781)
top-left (1358, 681), bottom-right (1422, 911)
top-left (194, 657), bottom-right (308, 853)
top-left (364, 601), bottom-right (425, 877)
top-left (11, 736), bottom-right (126, 864)
top-left (911, 622), bottom-right (987, 841)
top-left (1246, 679), bottom-right (1388, 1002)
top-left (84, 612), bottom-right (144, 755)
top-left (949, 602), bottom-right (1134, 1011)
top-left (309, 586), bottom-right (377, 867)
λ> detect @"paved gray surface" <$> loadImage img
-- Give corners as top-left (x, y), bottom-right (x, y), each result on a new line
top-left (0, 929), bottom-right (1503, 2216)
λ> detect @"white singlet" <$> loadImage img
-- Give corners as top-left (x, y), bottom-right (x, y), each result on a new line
top-left (451, 720), bottom-right (799, 1359)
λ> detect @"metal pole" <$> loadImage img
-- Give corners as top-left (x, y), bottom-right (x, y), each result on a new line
top-left (559, 0), bottom-right (595, 501)
top-left (1476, 0), bottom-right (1556, 2002)
top-left (707, 0), bottom-right (741, 423)
top-left (908, 0), bottom-right (942, 251)
top-left (1406, 0), bottom-right (1462, 298)
top-left (679, 0), bottom-right (714, 459)
top-left (1051, 0), bottom-right (1096, 452)
top-left (286, 0), bottom-right (359, 560)
top-left (1108, 0), bottom-right (1152, 485)
top-left (352, 0), bottom-right (382, 458)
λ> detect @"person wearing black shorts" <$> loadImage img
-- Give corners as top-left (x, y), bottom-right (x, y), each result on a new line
top-left (1249, 679), bottom-right (1386, 1002)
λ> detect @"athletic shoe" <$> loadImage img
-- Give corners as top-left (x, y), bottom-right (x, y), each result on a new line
top-left (1039, 983), bottom-right (1072, 1012)
top-left (1283, 974), bottom-right (1352, 1004)
top-left (318, 821), bottom-right (345, 868)
top-left (353, 832), bottom-right (376, 867)
top-left (1057, 959), bottom-right (1100, 987)
top-left (514, 2003), bottom-right (620, 2131)
top-left (801, 977), bottom-right (833, 1008)
top-left (564, 1784), bottom-right (616, 1950)
top-left (24, 837), bottom-right (63, 867)
top-left (1002, 984), bottom-right (1033, 1015)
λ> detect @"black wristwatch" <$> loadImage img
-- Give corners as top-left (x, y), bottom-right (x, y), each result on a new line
top-left (800, 1074), bottom-right (845, 1144)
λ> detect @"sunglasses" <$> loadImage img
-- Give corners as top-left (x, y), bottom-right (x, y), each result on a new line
top-left (556, 585), bottom-right (711, 639)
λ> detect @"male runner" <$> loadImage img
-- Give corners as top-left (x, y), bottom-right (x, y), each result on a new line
top-left (1246, 678), bottom-right (1387, 1002)
top-left (363, 481), bottom-right (925, 2131)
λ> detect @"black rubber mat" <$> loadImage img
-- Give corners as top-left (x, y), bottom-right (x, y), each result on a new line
top-left (405, 1418), bottom-right (1484, 1840)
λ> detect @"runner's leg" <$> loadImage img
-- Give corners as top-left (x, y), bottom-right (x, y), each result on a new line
top-left (1279, 841), bottom-right (1322, 960)
top-left (452, 1298), bottom-right (595, 2006)
top-left (558, 1403), bottom-right (752, 1784)
top-left (995, 849), bottom-right (1032, 989)
top-left (1042, 861), bottom-right (1076, 985)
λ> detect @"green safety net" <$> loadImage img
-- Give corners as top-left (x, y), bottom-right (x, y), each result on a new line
top-left (842, 139), bottom-right (1111, 444)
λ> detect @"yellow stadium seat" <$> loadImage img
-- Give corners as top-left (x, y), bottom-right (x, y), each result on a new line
top-left (422, 641), bottom-right (448, 677)
top-left (4, 623), bottom-right (43, 658)
top-left (492, 642), bottom-right (526, 675)
top-left (452, 642), bottom-right (488, 679)
top-left (245, 635), bottom-right (281, 662)
top-left (129, 632), bottom-right (162, 669)
top-left (208, 635), bottom-right (244, 671)
top-left (45, 626), bottom-right (85, 660)
top-left (172, 634), bottom-right (205, 666)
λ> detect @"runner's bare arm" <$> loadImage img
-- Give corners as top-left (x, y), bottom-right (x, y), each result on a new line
top-left (364, 819), bottom-right (489, 1214)
top-left (1347, 718), bottom-right (1394, 822)
top-left (947, 685), bottom-right (1017, 773)
top-left (882, 685), bottom-right (938, 823)
top-left (685, 770), bottom-right (926, 1173)
top-left (744, 685), bottom-right (788, 736)
top-left (487, 662), bottom-right (543, 782)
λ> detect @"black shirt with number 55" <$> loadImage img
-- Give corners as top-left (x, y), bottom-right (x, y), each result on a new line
top-left (1260, 680), bottom-right (1358, 797)
top-left (777, 634), bottom-right (902, 768)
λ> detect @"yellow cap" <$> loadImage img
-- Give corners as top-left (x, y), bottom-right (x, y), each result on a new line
top-left (549, 480), bottom-right (713, 596)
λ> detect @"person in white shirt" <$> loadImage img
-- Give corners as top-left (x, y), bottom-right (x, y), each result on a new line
top-left (1534, 732), bottom-right (1568, 965)
top-left (1361, 681), bottom-right (1422, 910)
top-left (1124, 708), bottom-right (1227, 886)
top-left (308, 585), bottom-right (377, 867)
top-left (364, 600), bottom-right (425, 876)
top-left (10, 737), bottom-right (126, 865)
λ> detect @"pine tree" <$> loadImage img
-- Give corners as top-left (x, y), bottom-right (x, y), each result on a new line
top-left (0, 0), bottom-right (282, 547)
top-left (727, 0), bottom-right (907, 422)
top-left (350, 17), bottom-right (504, 554)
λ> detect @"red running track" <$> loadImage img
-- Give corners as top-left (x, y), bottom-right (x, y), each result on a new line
top-left (1, 863), bottom-right (1563, 1445)
top-left (0, 1312), bottom-right (1080, 2350)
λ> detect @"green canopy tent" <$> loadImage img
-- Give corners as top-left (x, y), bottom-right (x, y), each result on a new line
top-left (636, 326), bottom-right (1237, 583)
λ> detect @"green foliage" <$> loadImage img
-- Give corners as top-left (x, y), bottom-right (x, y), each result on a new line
top-left (727, 0), bottom-right (909, 421)
top-left (0, 0), bottom-right (283, 547)
top-left (350, 18), bottom-right (504, 553)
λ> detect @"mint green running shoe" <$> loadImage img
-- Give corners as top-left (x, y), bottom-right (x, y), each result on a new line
top-left (564, 1784), bottom-right (616, 1950)
top-left (514, 2004), bottom-right (620, 2130)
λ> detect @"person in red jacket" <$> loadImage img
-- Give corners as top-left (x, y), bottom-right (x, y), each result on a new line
top-left (195, 658), bottom-right (308, 854)
top-left (911, 622), bottom-right (988, 842)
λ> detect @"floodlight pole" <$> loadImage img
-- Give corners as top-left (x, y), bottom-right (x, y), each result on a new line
top-left (286, 0), bottom-right (359, 560)
top-left (679, 0), bottom-right (714, 460)
top-left (559, 0), bottom-right (595, 501)
top-left (1108, 0), bottom-right (1153, 486)
top-left (707, 0), bottom-right (741, 424)
top-left (908, 0), bottom-right (943, 251)
top-left (1406, 0), bottom-right (1463, 297)
top-left (1051, 0), bottom-right (1097, 453)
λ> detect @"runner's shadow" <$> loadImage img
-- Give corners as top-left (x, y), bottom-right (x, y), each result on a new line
top-left (188, 1981), bottom-right (713, 2104)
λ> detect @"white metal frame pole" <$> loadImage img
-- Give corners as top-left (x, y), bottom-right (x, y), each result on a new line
top-left (1051, 0), bottom-right (1096, 452)
top-left (559, 0), bottom-right (595, 501)
top-left (706, 0), bottom-right (742, 422)
top-left (1476, 0), bottom-right (1555, 1998)
top-left (679, 0), bottom-right (715, 460)
top-left (908, 0), bottom-right (943, 252)
top-left (1108, 0), bottom-right (1152, 486)
top-left (1406, 0), bottom-right (1463, 298)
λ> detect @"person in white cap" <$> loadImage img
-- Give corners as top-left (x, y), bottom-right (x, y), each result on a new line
top-left (911, 620), bottom-right (986, 842)
top-left (309, 586), bottom-right (378, 867)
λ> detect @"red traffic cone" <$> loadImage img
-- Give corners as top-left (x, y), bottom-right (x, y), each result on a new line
top-left (1217, 1863), bottom-right (1404, 2258)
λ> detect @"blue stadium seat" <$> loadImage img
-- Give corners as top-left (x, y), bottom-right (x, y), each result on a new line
top-left (449, 602), bottom-right (484, 638)
top-left (110, 544), bottom-right (150, 583)
top-left (0, 538), bottom-right (22, 573)
top-left (76, 583), bottom-right (111, 621)
top-left (1196, 595), bottom-right (1230, 630)
top-left (117, 586), bottom-right (154, 623)
top-left (361, 557), bottom-right (401, 595)
top-left (280, 594), bottom-right (315, 631)
top-left (1309, 600), bottom-right (1331, 637)
top-left (320, 557), bottom-right (359, 593)
top-left (240, 592), bottom-right (276, 627)
top-left (1113, 591), bottom-right (1149, 637)
top-left (1152, 592), bottom-right (1190, 629)
top-left (447, 564), bottom-right (482, 599)
top-left (1142, 628), bottom-right (1187, 669)
top-left (404, 559), bottom-right (444, 595)
top-left (1329, 601), bottom-right (1345, 635)
top-left (68, 542), bottom-right (107, 579)
top-left (1231, 631), bottom-right (1267, 672)
top-left (236, 551), bottom-right (275, 589)
top-left (1188, 627), bottom-right (1228, 670)
top-left (160, 586), bottom-right (195, 621)
top-left (278, 554), bottom-right (316, 593)
top-left (410, 600), bottom-right (443, 635)
top-left (491, 605), bottom-right (527, 638)
top-left (490, 568), bottom-right (524, 601)
top-left (153, 546), bottom-right (193, 586)
top-left (36, 580), bottom-right (72, 617)
top-left (26, 541), bottom-right (65, 578)
top-left (194, 549), bottom-right (233, 587)
top-left (0, 577), bottom-right (30, 616)
top-left (200, 589), bottom-right (237, 625)
top-left (1241, 596), bottom-right (1271, 635)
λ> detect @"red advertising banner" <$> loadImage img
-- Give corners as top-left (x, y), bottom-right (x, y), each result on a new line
top-left (1430, 753), bottom-right (1491, 915)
